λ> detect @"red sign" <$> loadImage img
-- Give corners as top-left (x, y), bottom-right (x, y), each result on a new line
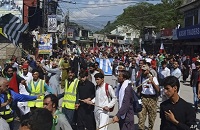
top-left (161, 29), bottom-right (173, 37)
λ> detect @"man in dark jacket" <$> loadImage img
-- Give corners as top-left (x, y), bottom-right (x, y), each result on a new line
top-left (190, 61), bottom-right (200, 110)
top-left (113, 71), bottom-right (135, 130)
top-left (160, 76), bottom-right (196, 130)
top-left (76, 70), bottom-right (96, 130)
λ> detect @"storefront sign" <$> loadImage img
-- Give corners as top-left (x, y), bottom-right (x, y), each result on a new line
top-left (48, 15), bottom-right (57, 32)
top-left (176, 24), bottom-right (200, 39)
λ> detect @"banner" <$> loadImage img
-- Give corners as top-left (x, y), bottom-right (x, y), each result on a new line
top-left (38, 34), bottom-right (52, 54)
top-left (96, 58), bottom-right (113, 76)
top-left (48, 15), bottom-right (57, 32)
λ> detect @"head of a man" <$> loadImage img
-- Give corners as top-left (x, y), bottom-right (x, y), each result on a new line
top-left (43, 94), bottom-right (58, 113)
top-left (94, 62), bottom-right (99, 70)
top-left (131, 59), bottom-right (136, 68)
top-left (22, 64), bottom-right (29, 75)
top-left (32, 69), bottom-right (40, 81)
top-left (117, 71), bottom-right (130, 84)
top-left (139, 60), bottom-right (146, 68)
top-left (89, 63), bottom-right (95, 74)
top-left (161, 61), bottom-right (167, 69)
top-left (195, 61), bottom-right (200, 71)
top-left (68, 68), bottom-right (75, 80)
top-left (79, 70), bottom-right (88, 83)
top-left (0, 77), bottom-right (9, 94)
top-left (141, 64), bottom-right (150, 76)
top-left (163, 76), bottom-right (179, 98)
top-left (29, 108), bottom-right (53, 130)
top-left (94, 73), bottom-right (104, 86)
top-left (5, 65), bottom-right (14, 78)
top-left (173, 60), bottom-right (179, 69)
top-left (51, 61), bottom-right (58, 69)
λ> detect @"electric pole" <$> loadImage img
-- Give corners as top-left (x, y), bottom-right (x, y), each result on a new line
top-left (42, 0), bottom-right (49, 33)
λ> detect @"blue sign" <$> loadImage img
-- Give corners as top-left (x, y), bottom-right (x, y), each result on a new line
top-left (177, 24), bottom-right (200, 39)
top-left (96, 58), bottom-right (113, 76)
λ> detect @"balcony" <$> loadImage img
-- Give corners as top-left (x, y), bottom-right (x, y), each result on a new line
top-left (178, 0), bottom-right (200, 12)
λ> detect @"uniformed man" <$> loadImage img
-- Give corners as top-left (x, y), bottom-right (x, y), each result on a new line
top-left (25, 69), bottom-right (54, 111)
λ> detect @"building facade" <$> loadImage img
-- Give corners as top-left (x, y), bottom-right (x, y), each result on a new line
top-left (173, 0), bottom-right (200, 56)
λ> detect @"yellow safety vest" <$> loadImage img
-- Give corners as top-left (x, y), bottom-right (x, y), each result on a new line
top-left (62, 78), bottom-right (79, 109)
top-left (0, 91), bottom-right (14, 123)
top-left (28, 79), bottom-right (45, 108)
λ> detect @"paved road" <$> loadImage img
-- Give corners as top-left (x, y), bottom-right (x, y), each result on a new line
top-left (14, 75), bottom-right (200, 130)
top-left (105, 76), bottom-right (200, 130)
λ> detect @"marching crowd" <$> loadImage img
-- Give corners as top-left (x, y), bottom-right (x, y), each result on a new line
top-left (0, 48), bottom-right (199, 130)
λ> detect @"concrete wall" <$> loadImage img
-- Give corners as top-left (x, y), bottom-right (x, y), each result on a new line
top-left (0, 43), bottom-right (22, 67)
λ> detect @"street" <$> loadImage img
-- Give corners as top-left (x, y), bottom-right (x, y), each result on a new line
top-left (105, 76), bottom-right (200, 130)
top-left (14, 75), bottom-right (200, 130)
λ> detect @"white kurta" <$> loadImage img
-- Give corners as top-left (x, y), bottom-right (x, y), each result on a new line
top-left (92, 83), bottom-right (117, 130)
top-left (17, 72), bottom-right (33, 115)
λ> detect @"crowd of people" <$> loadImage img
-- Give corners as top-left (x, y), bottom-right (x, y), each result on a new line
top-left (0, 48), bottom-right (199, 130)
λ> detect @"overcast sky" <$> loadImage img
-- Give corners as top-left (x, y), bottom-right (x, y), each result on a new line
top-left (58, 0), bottom-right (161, 29)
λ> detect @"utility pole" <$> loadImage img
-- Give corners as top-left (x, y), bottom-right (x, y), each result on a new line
top-left (42, 0), bottom-right (49, 33)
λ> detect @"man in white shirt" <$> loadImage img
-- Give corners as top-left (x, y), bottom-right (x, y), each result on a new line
top-left (158, 61), bottom-right (170, 101)
top-left (17, 64), bottom-right (33, 120)
top-left (138, 65), bottom-right (160, 130)
top-left (86, 73), bottom-right (117, 130)
top-left (171, 60), bottom-right (182, 81)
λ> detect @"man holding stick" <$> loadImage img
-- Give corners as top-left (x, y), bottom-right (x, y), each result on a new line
top-left (85, 73), bottom-right (117, 130)
top-left (113, 70), bottom-right (135, 130)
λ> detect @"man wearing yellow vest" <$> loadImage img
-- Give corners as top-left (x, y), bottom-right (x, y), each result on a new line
top-left (59, 68), bottom-right (79, 126)
top-left (25, 69), bottom-right (54, 111)
top-left (0, 77), bottom-right (40, 130)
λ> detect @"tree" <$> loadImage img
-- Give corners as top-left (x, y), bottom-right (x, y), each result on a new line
top-left (100, 0), bottom-right (183, 34)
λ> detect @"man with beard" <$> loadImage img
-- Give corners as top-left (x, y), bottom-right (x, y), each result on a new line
top-left (3, 65), bottom-right (26, 93)
top-left (76, 70), bottom-right (96, 130)
top-left (138, 65), bottom-right (160, 130)
top-left (60, 68), bottom-right (79, 127)
top-left (113, 71), bottom-right (134, 130)
top-left (17, 64), bottom-right (33, 121)
top-left (88, 63), bottom-right (99, 86)
top-left (43, 94), bottom-right (72, 130)
top-left (40, 61), bottom-right (61, 95)
top-left (25, 69), bottom-right (54, 111)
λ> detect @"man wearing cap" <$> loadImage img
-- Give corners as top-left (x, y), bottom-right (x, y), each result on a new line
top-left (138, 64), bottom-right (160, 130)
top-left (17, 64), bottom-right (33, 121)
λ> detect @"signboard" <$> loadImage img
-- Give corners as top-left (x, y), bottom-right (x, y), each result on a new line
top-left (0, 0), bottom-right (23, 19)
top-left (38, 34), bottom-right (52, 54)
top-left (96, 58), bottom-right (113, 76)
top-left (67, 28), bottom-right (74, 38)
top-left (175, 24), bottom-right (200, 40)
top-left (48, 15), bottom-right (57, 32)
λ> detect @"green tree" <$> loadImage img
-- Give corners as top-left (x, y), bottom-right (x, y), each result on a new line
top-left (100, 0), bottom-right (183, 34)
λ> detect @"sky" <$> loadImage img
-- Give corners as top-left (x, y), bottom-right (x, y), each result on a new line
top-left (58, 0), bottom-right (161, 30)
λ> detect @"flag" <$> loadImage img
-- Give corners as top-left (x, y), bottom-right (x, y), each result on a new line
top-left (0, 13), bottom-right (28, 46)
top-left (142, 48), bottom-right (146, 54)
top-left (159, 42), bottom-right (164, 53)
